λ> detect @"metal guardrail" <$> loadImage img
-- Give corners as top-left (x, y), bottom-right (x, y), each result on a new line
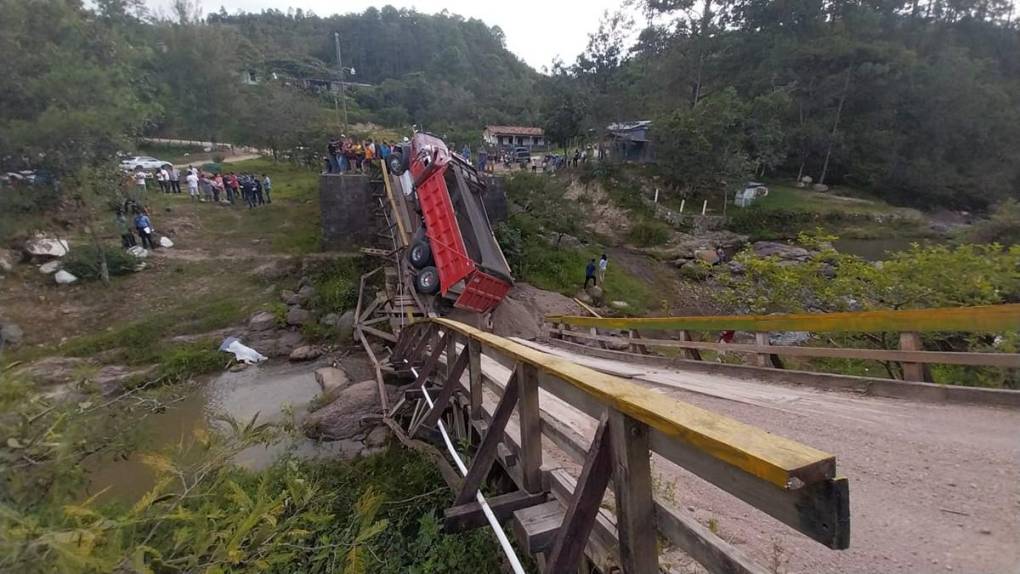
top-left (390, 318), bottom-right (850, 574)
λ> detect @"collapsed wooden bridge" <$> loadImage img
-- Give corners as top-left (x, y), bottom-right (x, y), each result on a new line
top-left (381, 318), bottom-right (849, 573)
top-left (342, 160), bottom-right (1019, 572)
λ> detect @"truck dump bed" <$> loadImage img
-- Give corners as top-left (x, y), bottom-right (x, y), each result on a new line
top-left (406, 133), bottom-right (512, 313)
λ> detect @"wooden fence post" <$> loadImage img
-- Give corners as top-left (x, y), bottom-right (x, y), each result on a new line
top-left (468, 338), bottom-right (482, 421)
top-left (608, 410), bottom-right (658, 573)
top-left (518, 364), bottom-right (543, 493)
top-left (754, 332), bottom-right (771, 367)
top-left (678, 330), bottom-right (702, 361)
top-left (899, 332), bottom-right (926, 382)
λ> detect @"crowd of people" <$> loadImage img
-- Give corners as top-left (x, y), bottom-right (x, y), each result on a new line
top-left (325, 136), bottom-right (395, 174)
top-left (132, 166), bottom-right (272, 209)
top-left (118, 163), bottom-right (277, 253)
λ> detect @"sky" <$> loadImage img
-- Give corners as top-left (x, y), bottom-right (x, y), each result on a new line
top-left (148, 0), bottom-right (642, 70)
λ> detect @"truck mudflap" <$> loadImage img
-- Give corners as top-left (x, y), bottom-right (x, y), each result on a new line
top-left (454, 270), bottom-right (512, 313)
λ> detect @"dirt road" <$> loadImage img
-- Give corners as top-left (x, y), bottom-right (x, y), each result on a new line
top-left (513, 339), bottom-right (1020, 574)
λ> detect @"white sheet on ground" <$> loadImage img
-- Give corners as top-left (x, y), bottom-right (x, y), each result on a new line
top-left (219, 336), bottom-right (267, 364)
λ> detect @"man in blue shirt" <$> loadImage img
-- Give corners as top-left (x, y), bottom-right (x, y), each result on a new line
top-left (584, 258), bottom-right (597, 288)
top-left (134, 212), bottom-right (155, 249)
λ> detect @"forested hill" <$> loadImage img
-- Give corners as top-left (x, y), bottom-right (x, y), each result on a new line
top-left (0, 2), bottom-right (541, 176)
top-left (207, 8), bottom-right (541, 131)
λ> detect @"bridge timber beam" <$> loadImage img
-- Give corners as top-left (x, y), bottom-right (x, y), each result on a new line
top-left (393, 318), bottom-right (852, 574)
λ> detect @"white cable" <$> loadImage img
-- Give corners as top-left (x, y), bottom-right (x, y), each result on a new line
top-left (411, 364), bottom-right (528, 574)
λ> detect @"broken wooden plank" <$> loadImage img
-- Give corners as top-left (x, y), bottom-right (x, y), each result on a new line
top-left (444, 490), bottom-right (547, 533)
top-left (512, 499), bottom-right (564, 554)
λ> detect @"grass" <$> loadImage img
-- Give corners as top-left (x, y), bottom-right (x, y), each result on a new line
top-left (160, 158), bottom-right (321, 255)
top-left (753, 184), bottom-right (917, 216)
top-left (518, 238), bottom-right (655, 313)
top-left (727, 184), bottom-right (933, 241)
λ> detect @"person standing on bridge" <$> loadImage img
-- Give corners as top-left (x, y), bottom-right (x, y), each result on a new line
top-left (584, 258), bottom-right (597, 289)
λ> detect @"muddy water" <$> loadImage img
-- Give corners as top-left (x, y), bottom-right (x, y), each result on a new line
top-left (85, 360), bottom-right (339, 503)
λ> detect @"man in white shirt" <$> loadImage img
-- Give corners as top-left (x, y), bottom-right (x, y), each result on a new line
top-left (186, 171), bottom-right (199, 199)
top-left (133, 169), bottom-right (147, 193)
top-left (156, 167), bottom-right (169, 193)
top-left (170, 166), bottom-right (181, 194)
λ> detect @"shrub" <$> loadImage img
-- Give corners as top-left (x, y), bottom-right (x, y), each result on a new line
top-left (965, 199), bottom-right (1020, 245)
top-left (311, 257), bottom-right (362, 314)
top-left (627, 220), bottom-right (670, 247)
top-left (62, 244), bottom-right (138, 280)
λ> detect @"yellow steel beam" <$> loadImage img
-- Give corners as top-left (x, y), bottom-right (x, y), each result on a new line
top-left (432, 318), bottom-right (835, 489)
top-left (547, 304), bottom-right (1020, 334)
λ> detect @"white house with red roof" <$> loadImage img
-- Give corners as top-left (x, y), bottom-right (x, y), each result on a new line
top-left (482, 125), bottom-right (545, 148)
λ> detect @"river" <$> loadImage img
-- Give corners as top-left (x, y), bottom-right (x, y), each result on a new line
top-left (85, 359), bottom-right (368, 503)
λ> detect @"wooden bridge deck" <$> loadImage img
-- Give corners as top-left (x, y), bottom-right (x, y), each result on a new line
top-left (519, 338), bottom-right (1020, 574)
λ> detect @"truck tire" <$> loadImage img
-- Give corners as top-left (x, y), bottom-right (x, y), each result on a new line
top-left (409, 239), bottom-right (433, 269)
top-left (415, 266), bottom-right (440, 295)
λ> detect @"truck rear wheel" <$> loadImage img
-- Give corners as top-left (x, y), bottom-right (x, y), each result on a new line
top-left (415, 266), bottom-right (440, 295)
top-left (409, 239), bottom-right (433, 269)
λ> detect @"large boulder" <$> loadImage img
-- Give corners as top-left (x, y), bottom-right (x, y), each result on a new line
top-left (0, 249), bottom-right (16, 273)
top-left (1, 322), bottom-right (24, 347)
top-left (24, 237), bottom-right (69, 259)
top-left (280, 289), bottom-right (301, 305)
top-left (159, 236), bottom-right (175, 248)
top-left (289, 345), bottom-right (323, 362)
top-left (303, 380), bottom-right (381, 441)
top-left (38, 260), bottom-right (61, 274)
top-left (336, 310), bottom-right (356, 344)
top-left (694, 249), bottom-right (721, 265)
top-left (586, 285), bottom-right (604, 306)
top-left (751, 241), bottom-right (810, 261)
top-left (92, 365), bottom-right (157, 395)
top-left (297, 284), bottom-right (316, 301)
top-left (248, 311), bottom-right (277, 332)
top-left (14, 357), bottom-right (88, 386)
top-left (286, 306), bottom-right (312, 326)
top-left (319, 313), bottom-right (340, 327)
top-left (54, 270), bottom-right (78, 284)
top-left (314, 366), bottom-right (351, 395)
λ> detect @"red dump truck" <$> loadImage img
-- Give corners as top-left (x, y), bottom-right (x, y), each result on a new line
top-left (389, 133), bottom-right (513, 314)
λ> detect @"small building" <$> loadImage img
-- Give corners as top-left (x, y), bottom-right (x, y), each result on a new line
top-left (606, 121), bottom-right (654, 163)
top-left (483, 126), bottom-right (545, 149)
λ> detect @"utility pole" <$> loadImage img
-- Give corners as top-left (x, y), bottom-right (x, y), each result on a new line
top-left (334, 32), bottom-right (349, 131)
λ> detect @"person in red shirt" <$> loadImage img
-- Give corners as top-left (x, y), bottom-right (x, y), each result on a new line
top-left (226, 172), bottom-right (240, 204)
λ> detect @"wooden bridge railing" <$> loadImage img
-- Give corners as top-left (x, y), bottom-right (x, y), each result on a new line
top-left (390, 318), bottom-right (850, 574)
top-left (545, 304), bottom-right (1020, 384)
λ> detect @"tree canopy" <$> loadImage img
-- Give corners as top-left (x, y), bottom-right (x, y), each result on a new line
top-left (544, 1), bottom-right (1020, 210)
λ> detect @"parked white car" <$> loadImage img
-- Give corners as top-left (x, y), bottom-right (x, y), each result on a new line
top-left (119, 155), bottom-right (170, 172)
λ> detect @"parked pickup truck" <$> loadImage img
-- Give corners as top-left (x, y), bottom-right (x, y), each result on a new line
top-left (389, 133), bottom-right (513, 314)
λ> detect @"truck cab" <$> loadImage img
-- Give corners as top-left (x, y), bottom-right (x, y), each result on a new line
top-left (389, 133), bottom-right (513, 314)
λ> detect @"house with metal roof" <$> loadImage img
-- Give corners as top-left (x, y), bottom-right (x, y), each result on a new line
top-left (606, 120), bottom-right (655, 163)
